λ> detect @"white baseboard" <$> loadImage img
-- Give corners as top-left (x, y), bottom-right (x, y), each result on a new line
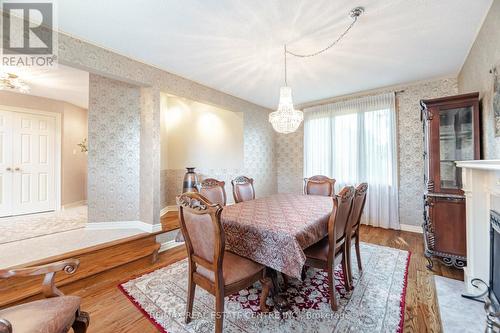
top-left (62, 200), bottom-right (87, 210)
top-left (86, 221), bottom-right (163, 233)
top-left (160, 205), bottom-right (177, 216)
top-left (400, 223), bottom-right (423, 234)
top-left (159, 239), bottom-right (184, 253)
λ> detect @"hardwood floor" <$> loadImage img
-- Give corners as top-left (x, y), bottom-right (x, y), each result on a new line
top-left (359, 225), bottom-right (462, 333)
top-left (30, 225), bottom-right (461, 332)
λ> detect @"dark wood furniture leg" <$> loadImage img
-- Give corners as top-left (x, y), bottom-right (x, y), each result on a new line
top-left (347, 232), bottom-right (362, 290)
top-left (185, 268), bottom-right (196, 324)
top-left (72, 309), bottom-right (90, 333)
top-left (259, 276), bottom-right (272, 313)
top-left (355, 233), bottom-right (362, 272)
top-left (215, 281), bottom-right (224, 333)
top-left (266, 268), bottom-right (288, 313)
top-left (342, 251), bottom-right (351, 291)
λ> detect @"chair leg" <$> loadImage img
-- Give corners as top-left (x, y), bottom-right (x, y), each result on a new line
top-left (355, 234), bottom-right (362, 272)
top-left (185, 274), bottom-right (196, 324)
top-left (342, 250), bottom-right (351, 291)
top-left (282, 273), bottom-right (289, 290)
top-left (301, 266), bottom-right (307, 281)
top-left (72, 309), bottom-right (90, 333)
top-left (215, 289), bottom-right (225, 333)
top-left (346, 241), bottom-right (354, 290)
top-left (327, 265), bottom-right (338, 311)
top-left (260, 277), bottom-right (272, 313)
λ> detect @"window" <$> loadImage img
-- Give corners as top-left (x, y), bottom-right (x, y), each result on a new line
top-left (304, 93), bottom-right (399, 229)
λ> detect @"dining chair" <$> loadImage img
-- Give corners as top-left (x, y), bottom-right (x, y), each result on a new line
top-left (231, 176), bottom-right (255, 203)
top-left (304, 175), bottom-right (336, 197)
top-left (0, 259), bottom-right (89, 333)
top-left (197, 178), bottom-right (227, 206)
top-left (177, 192), bottom-right (271, 333)
top-left (303, 185), bottom-right (355, 311)
top-left (345, 183), bottom-right (368, 290)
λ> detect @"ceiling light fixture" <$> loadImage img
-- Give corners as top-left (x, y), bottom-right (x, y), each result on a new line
top-left (269, 6), bottom-right (364, 134)
top-left (0, 72), bottom-right (30, 93)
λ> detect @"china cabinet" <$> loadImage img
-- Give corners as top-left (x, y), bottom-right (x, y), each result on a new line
top-left (421, 92), bottom-right (480, 269)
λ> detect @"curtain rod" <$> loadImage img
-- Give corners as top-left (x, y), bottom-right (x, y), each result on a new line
top-left (300, 88), bottom-right (406, 109)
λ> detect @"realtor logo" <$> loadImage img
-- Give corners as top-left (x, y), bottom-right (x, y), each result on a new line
top-left (1, 1), bottom-right (57, 67)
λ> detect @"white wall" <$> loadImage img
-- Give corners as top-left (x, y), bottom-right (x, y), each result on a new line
top-left (163, 94), bottom-right (244, 170)
top-left (160, 94), bottom-right (245, 207)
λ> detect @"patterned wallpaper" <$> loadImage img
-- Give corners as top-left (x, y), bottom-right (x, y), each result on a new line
top-left (276, 78), bottom-right (458, 227)
top-left (458, 0), bottom-right (500, 159)
top-left (397, 78), bottom-right (458, 226)
top-left (276, 124), bottom-right (304, 194)
top-left (88, 75), bottom-right (141, 222)
top-left (59, 32), bottom-right (275, 224)
top-left (140, 87), bottom-right (161, 225)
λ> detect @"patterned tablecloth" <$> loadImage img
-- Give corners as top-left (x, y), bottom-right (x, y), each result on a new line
top-left (221, 193), bottom-right (333, 279)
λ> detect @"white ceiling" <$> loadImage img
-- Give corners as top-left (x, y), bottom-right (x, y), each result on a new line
top-left (3, 64), bottom-right (89, 109)
top-left (55, 0), bottom-right (492, 109)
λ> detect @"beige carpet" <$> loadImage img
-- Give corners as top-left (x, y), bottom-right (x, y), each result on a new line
top-left (119, 243), bottom-right (410, 333)
top-left (0, 206), bottom-right (87, 244)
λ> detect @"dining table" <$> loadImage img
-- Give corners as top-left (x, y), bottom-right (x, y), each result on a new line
top-left (220, 193), bottom-right (333, 280)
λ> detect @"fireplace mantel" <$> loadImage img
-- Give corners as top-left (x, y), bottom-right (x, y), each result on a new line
top-left (456, 159), bottom-right (500, 293)
top-left (456, 160), bottom-right (500, 171)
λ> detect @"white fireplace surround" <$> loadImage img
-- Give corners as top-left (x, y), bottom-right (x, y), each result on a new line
top-left (456, 159), bottom-right (500, 293)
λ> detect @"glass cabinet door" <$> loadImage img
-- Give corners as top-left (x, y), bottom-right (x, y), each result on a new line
top-left (439, 106), bottom-right (474, 190)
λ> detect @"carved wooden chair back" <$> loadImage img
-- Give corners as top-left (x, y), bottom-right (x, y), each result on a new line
top-left (177, 193), bottom-right (224, 274)
top-left (231, 176), bottom-right (255, 203)
top-left (197, 178), bottom-right (227, 206)
top-left (328, 186), bottom-right (356, 250)
top-left (346, 183), bottom-right (368, 235)
top-left (304, 175), bottom-right (336, 197)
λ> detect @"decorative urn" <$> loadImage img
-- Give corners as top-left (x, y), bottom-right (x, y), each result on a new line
top-left (182, 167), bottom-right (199, 193)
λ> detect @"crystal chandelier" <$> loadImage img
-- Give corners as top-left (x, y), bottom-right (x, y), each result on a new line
top-left (269, 46), bottom-right (303, 134)
top-left (269, 7), bottom-right (364, 134)
top-left (0, 72), bottom-right (30, 93)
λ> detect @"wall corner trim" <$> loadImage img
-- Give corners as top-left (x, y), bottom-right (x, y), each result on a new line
top-left (159, 240), bottom-right (184, 253)
top-left (160, 205), bottom-right (178, 216)
top-left (399, 223), bottom-right (423, 234)
top-left (85, 221), bottom-right (162, 233)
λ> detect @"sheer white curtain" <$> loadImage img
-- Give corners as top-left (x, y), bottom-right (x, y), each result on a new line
top-left (304, 93), bottom-right (399, 229)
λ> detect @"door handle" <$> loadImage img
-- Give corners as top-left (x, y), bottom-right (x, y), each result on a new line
top-left (14, 167), bottom-right (21, 172)
top-left (5, 167), bottom-right (11, 171)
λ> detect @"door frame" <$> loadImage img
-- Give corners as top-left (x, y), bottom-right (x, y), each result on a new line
top-left (0, 105), bottom-right (62, 212)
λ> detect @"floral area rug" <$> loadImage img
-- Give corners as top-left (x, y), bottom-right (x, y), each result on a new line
top-left (119, 242), bottom-right (410, 333)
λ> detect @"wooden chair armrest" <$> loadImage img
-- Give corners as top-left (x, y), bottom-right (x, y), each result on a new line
top-left (0, 318), bottom-right (12, 333)
top-left (0, 259), bottom-right (79, 298)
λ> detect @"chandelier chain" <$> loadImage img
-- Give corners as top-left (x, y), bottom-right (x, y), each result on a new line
top-left (285, 8), bottom-right (362, 58)
top-left (284, 45), bottom-right (288, 86)
top-left (270, 7), bottom-right (364, 134)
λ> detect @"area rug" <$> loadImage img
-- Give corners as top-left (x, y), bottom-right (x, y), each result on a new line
top-left (119, 243), bottom-right (410, 333)
top-left (0, 205), bottom-right (87, 244)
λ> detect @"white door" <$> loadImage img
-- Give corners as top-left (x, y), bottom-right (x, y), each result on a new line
top-left (0, 110), bottom-right (56, 217)
top-left (0, 111), bottom-right (13, 216)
